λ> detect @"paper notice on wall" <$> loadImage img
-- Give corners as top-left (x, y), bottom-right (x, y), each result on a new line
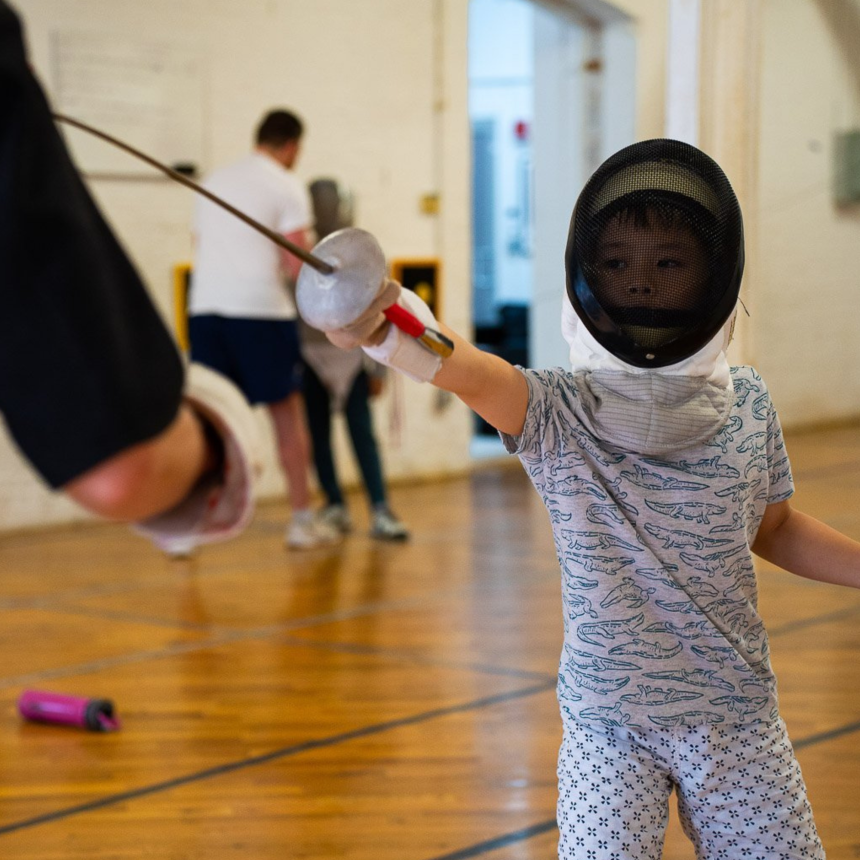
top-left (50, 30), bottom-right (205, 176)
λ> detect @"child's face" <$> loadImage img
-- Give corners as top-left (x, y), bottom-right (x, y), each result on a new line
top-left (592, 212), bottom-right (709, 312)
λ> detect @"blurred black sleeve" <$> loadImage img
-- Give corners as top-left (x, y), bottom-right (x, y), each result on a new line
top-left (0, 1), bottom-right (184, 488)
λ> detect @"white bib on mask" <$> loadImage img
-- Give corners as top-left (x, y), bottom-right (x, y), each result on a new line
top-left (561, 295), bottom-right (737, 455)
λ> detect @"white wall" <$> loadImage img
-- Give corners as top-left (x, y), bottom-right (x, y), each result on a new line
top-left (1, 0), bottom-right (473, 530)
top-left (754, 0), bottom-right (860, 425)
top-left (6, 0), bottom-right (860, 532)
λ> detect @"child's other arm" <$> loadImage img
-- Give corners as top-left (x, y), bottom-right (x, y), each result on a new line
top-left (752, 500), bottom-right (860, 588)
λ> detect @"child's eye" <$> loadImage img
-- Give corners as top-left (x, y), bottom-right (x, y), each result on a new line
top-left (602, 258), bottom-right (626, 271)
top-left (657, 258), bottom-right (682, 268)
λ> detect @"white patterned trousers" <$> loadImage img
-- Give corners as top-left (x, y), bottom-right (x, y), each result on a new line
top-left (557, 717), bottom-right (825, 860)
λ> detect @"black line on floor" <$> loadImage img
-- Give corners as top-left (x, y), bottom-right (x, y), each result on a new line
top-left (0, 590), bottom-right (470, 690)
top-left (795, 719), bottom-right (860, 749)
top-left (28, 603), bottom-right (212, 631)
top-left (768, 603), bottom-right (860, 637)
top-left (0, 681), bottom-right (555, 837)
top-left (277, 634), bottom-right (554, 683)
top-left (424, 819), bottom-right (557, 860)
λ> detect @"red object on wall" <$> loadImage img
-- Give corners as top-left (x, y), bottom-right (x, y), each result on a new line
top-left (514, 120), bottom-right (529, 141)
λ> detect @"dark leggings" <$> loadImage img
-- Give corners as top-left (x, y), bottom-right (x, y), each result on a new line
top-left (303, 364), bottom-right (387, 508)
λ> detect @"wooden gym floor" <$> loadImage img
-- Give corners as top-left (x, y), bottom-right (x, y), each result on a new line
top-left (0, 423), bottom-right (859, 859)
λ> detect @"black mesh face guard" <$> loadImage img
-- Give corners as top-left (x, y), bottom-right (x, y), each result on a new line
top-left (565, 139), bottom-right (744, 368)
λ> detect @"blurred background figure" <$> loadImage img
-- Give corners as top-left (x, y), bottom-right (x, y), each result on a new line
top-left (188, 110), bottom-right (337, 551)
top-left (299, 178), bottom-right (409, 542)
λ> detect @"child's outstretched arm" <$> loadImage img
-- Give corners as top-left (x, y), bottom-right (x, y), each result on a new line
top-left (752, 500), bottom-right (860, 588)
top-left (432, 325), bottom-right (529, 436)
top-left (321, 278), bottom-right (530, 437)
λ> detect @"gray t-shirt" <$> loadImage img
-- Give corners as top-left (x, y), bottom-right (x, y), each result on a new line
top-left (501, 365), bottom-right (793, 730)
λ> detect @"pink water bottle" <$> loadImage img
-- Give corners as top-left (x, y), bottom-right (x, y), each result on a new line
top-left (18, 689), bottom-right (120, 732)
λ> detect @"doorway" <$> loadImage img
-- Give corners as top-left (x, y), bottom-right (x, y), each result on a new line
top-left (467, 0), bottom-right (635, 451)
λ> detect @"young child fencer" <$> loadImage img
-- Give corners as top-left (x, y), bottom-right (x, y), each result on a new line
top-left (311, 139), bottom-right (860, 858)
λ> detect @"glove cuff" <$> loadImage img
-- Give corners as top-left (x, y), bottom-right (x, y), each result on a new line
top-left (362, 289), bottom-right (443, 383)
top-left (135, 363), bottom-right (262, 549)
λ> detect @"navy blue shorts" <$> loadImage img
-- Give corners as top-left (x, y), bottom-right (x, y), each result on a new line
top-left (188, 315), bottom-right (303, 405)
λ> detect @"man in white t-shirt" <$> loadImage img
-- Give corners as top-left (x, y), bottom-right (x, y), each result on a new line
top-left (189, 109), bottom-right (336, 550)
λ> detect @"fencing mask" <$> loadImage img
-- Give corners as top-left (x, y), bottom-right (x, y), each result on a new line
top-left (565, 139), bottom-right (743, 369)
top-left (309, 178), bottom-right (355, 240)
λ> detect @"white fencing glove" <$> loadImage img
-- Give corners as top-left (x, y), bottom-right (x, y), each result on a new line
top-left (135, 363), bottom-right (262, 550)
top-left (325, 278), bottom-right (401, 350)
top-left (326, 279), bottom-right (443, 383)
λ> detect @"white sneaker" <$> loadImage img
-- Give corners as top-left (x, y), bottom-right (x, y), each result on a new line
top-left (370, 508), bottom-right (410, 542)
top-left (157, 535), bottom-right (198, 559)
top-left (319, 504), bottom-right (352, 534)
top-left (285, 514), bottom-right (340, 549)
